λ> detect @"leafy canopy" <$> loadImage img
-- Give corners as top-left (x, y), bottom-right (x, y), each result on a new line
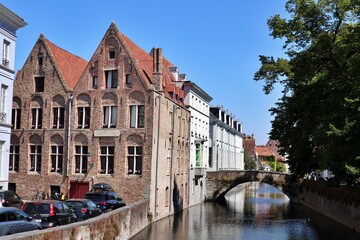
top-left (254, 0), bottom-right (360, 185)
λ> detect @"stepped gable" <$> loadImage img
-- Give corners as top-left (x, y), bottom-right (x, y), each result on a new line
top-left (43, 36), bottom-right (88, 89)
top-left (117, 24), bottom-right (185, 107)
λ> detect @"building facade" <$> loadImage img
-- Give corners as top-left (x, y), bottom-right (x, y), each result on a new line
top-left (0, 4), bottom-right (26, 190)
top-left (10, 23), bottom-right (190, 220)
top-left (171, 72), bottom-right (212, 207)
top-left (208, 106), bottom-right (244, 171)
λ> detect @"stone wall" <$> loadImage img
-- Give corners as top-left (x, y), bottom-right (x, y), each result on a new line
top-left (1, 199), bottom-right (150, 240)
top-left (297, 181), bottom-right (360, 232)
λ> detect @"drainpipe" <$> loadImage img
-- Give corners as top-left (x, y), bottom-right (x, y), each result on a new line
top-left (154, 94), bottom-right (161, 219)
top-left (66, 94), bottom-right (73, 198)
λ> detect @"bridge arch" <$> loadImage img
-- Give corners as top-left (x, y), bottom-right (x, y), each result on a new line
top-left (206, 170), bottom-right (295, 201)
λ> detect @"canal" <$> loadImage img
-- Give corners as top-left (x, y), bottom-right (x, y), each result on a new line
top-left (131, 182), bottom-right (360, 240)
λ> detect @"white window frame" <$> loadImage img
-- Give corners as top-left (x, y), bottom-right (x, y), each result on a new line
top-left (103, 106), bottom-right (117, 128)
top-left (130, 105), bottom-right (144, 128)
top-left (77, 107), bottom-right (90, 129)
top-left (52, 107), bottom-right (65, 129)
top-left (31, 108), bottom-right (42, 129)
top-left (127, 146), bottom-right (143, 175)
top-left (30, 145), bottom-right (42, 173)
top-left (105, 69), bottom-right (118, 89)
top-left (2, 40), bottom-right (10, 67)
top-left (100, 146), bottom-right (114, 174)
top-left (11, 108), bottom-right (21, 129)
top-left (75, 145), bottom-right (88, 174)
top-left (9, 145), bottom-right (19, 172)
top-left (51, 145), bottom-right (63, 173)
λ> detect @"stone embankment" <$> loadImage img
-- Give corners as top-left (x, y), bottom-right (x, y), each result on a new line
top-left (0, 199), bottom-right (150, 240)
top-left (296, 180), bottom-right (360, 233)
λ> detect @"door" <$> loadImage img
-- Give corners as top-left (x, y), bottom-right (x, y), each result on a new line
top-left (70, 181), bottom-right (89, 199)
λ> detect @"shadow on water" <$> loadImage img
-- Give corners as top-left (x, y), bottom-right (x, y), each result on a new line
top-left (131, 183), bottom-right (360, 240)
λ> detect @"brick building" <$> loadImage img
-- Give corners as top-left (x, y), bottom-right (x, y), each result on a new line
top-left (10, 22), bottom-right (190, 220)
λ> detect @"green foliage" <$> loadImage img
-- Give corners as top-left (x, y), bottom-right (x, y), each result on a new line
top-left (254, 0), bottom-right (360, 185)
top-left (244, 149), bottom-right (257, 170)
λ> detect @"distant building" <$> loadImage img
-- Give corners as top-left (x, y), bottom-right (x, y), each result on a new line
top-left (0, 4), bottom-right (26, 190)
top-left (243, 134), bottom-right (259, 169)
top-left (208, 106), bottom-right (244, 171)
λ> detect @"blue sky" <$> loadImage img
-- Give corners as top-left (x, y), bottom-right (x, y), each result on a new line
top-left (4, 0), bottom-right (287, 145)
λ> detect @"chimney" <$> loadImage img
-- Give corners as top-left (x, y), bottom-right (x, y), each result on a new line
top-left (151, 48), bottom-right (163, 91)
top-left (169, 66), bottom-right (179, 81)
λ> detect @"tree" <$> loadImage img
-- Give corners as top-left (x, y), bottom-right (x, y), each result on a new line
top-left (244, 149), bottom-right (257, 170)
top-left (254, 0), bottom-right (360, 185)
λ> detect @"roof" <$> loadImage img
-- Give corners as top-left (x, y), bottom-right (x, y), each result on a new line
top-left (115, 23), bottom-right (186, 107)
top-left (43, 36), bottom-right (88, 89)
top-left (255, 146), bottom-right (275, 157)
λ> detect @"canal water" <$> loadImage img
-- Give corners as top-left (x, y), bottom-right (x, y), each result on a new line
top-left (131, 182), bottom-right (360, 240)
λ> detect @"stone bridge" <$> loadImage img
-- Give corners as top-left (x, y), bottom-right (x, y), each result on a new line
top-left (206, 170), bottom-right (299, 201)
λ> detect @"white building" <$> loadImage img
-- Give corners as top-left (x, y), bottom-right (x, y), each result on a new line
top-left (0, 4), bottom-right (26, 190)
top-left (170, 67), bottom-right (212, 207)
top-left (208, 106), bottom-right (244, 171)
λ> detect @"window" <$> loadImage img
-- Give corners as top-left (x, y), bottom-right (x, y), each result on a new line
top-left (51, 145), bottom-right (63, 173)
top-left (38, 54), bottom-right (43, 66)
top-left (0, 85), bottom-right (7, 123)
top-left (11, 109), bottom-right (21, 129)
top-left (9, 145), bottom-right (19, 172)
top-left (196, 143), bottom-right (201, 167)
top-left (31, 108), bottom-right (43, 129)
top-left (75, 146), bottom-right (88, 174)
top-left (109, 50), bottom-right (115, 59)
top-left (77, 107), bottom-right (90, 129)
top-left (30, 145), bottom-right (42, 173)
top-left (92, 76), bottom-right (98, 89)
top-left (127, 146), bottom-right (142, 175)
top-left (53, 107), bottom-right (65, 129)
top-left (105, 70), bottom-right (118, 88)
top-left (130, 105), bottom-right (144, 128)
top-left (0, 142), bottom-right (3, 173)
top-left (125, 74), bottom-right (131, 84)
top-left (2, 40), bottom-right (10, 67)
top-left (100, 146), bottom-right (114, 174)
top-left (103, 106), bottom-right (117, 128)
top-left (34, 77), bottom-right (45, 92)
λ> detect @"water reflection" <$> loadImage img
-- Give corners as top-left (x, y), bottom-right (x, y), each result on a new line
top-left (131, 182), bottom-right (360, 240)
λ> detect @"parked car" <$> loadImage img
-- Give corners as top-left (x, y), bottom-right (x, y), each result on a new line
top-left (0, 190), bottom-right (23, 209)
top-left (91, 182), bottom-right (113, 192)
top-left (22, 200), bottom-right (76, 229)
top-left (84, 191), bottom-right (126, 212)
top-left (0, 207), bottom-right (41, 236)
top-left (65, 199), bottom-right (102, 221)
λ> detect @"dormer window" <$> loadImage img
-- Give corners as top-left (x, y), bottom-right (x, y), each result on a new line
top-left (109, 50), bottom-right (115, 59)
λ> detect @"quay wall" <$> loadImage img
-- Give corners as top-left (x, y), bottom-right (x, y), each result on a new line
top-left (297, 180), bottom-right (360, 232)
top-left (0, 199), bottom-right (150, 240)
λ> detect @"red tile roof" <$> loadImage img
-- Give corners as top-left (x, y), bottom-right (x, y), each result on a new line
top-left (255, 146), bottom-right (274, 157)
top-left (44, 37), bottom-right (88, 89)
top-left (116, 24), bottom-right (185, 106)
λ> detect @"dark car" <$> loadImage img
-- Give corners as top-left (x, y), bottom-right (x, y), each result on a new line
top-left (0, 207), bottom-right (41, 236)
top-left (22, 200), bottom-right (76, 229)
top-left (65, 199), bottom-right (102, 221)
top-left (84, 191), bottom-right (126, 212)
top-left (0, 190), bottom-right (23, 209)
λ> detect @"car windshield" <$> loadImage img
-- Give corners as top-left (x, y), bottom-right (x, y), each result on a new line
top-left (85, 194), bottom-right (106, 202)
top-left (23, 202), bottom-right (50, 215)
top-left (66, 201), bottom-right (83, 208)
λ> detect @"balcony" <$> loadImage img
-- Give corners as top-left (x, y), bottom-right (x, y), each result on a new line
top-left (0, 112), bottom-right (6, 123)
top-left (194, 167), bottom-right (206, 178)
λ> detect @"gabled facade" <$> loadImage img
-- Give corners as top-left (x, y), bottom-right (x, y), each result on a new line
top-left (0, 4), bottom-right (26, 190)
top-left (11, 23), bottom-right (190, 220)
top-left (208, 106), bottom-right (244, 171)
top-left (10, 34), bottom-right (87, 195)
